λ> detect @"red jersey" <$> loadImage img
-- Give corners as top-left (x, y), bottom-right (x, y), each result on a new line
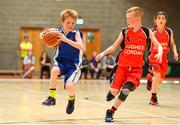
top-left (150, 27), bottom-right (171, 55)
top-left (118, 27), bottom-right (149, 67)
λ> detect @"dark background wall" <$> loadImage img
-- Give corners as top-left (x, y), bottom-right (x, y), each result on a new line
top-left (0, 0), bottom-right (180, 70)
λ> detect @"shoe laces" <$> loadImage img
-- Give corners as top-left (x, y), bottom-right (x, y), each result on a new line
top-left (47, 96), bottom-right (54, 101)
top-left (107, 110), bottom-right (113, 118)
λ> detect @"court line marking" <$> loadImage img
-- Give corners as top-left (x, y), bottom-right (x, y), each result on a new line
top-left (80, 99), bottom-right (180, 123)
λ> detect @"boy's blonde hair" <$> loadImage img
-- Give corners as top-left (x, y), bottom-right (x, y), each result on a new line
top-left (60, 9), bottom-right (78, 22)
top-left (127, 7), bottom-right (144, 18)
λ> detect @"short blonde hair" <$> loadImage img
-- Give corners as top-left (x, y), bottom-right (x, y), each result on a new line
top-left (127, 7), bottom-right (144, 18)
top-left (60, 9), bottom-right (78, 22)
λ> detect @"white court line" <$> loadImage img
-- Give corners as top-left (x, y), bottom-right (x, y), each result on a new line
top-left (80, 99), bottom-right (180, 123)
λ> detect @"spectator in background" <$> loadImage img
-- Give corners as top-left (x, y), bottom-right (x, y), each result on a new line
top-left (102, 53), bottom-right (116, 80)
top-left (23, 50), bottom-right (35, 78)
top-left (80, 54), bottom-right (89, 79)
top-left (20, 36), bottom-right (32, 60)
top-left (40, 51), bottom-right (51, 79)
top-left (89, 51), bottom-right (102, 79)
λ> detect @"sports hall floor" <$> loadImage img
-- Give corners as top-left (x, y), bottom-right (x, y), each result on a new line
top-left (0, 78), bottom-right (180, 125)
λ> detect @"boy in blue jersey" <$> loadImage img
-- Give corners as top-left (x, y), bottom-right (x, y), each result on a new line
top-left (42, 9), bottom-right (84, 114)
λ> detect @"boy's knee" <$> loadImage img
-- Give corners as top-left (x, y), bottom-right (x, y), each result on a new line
top-left (106, 91), bottom-right (115, 101)
top-left (51, 67), bottom-right (60, 75)
top-left (110, 88), bottom-right (119, 96)
top-left (118, 82), bottom-right (135, 101)
top-left (65, 83), bottom-right (74, 90)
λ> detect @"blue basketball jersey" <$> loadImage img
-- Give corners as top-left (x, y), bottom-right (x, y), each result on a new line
top-left (53, 28), bottom-right (83, 84)
top-left (54, 28), bottom-right (83, 66)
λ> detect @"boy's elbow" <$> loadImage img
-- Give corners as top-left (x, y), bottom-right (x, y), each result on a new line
top-left (80, 47), bottom-right (84, 52)
top-left (79, 44), bottom-right (84, 51)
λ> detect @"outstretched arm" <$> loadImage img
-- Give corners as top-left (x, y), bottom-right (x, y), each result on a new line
top-left (96, 31), bottom-right (124, 62)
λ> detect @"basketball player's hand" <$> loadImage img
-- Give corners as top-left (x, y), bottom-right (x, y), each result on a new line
top-left (57, 33), bottom-right (68, 42)
top-left (40, 28), bottom-right (57, 39)
top-left (155, 53), bottom-right (162, 63)
top-left (173, 52), bottom-right (179, 61)
top-left (95, 52), bottom-right (104, 62)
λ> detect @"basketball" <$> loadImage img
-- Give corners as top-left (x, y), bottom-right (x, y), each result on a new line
top-left (40, 28), bottom-right (61, 48)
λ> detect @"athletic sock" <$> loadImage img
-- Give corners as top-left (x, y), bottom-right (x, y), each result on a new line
top-left (68, 95), bottom-right (75, 101)
top-left (49, 88), bottom-right (56, 99)
top-left (110, 106), bottom-right (117, 113)
top-left (152, 93), bottom-right (157, 97)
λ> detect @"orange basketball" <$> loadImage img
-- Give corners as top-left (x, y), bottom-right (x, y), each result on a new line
top-left (40, 28), bottom-right (61, 48)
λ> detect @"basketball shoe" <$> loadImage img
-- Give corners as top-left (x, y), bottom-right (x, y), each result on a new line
top-left (105, 109), bottom-right (114, 122)
top-left (66, 98), bottom-right (75, 114)
top-left (42, 96), bottom-right (56, 106)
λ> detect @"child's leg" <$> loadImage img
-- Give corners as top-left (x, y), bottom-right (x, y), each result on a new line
top-left (105, 67), bottom-right (142, 122)
top-left (146, 65), bottom-right (153, 91)
top-left (105, 82), bottom-right (135, 122)
top-left (42, 66), bottom-right (60, 106)
top-left (50, 66), bottom-right (61, 89)
top-left (151, 71), bottom-right (161, 94)
top-left (106, 66), bottom-right (126, 101)
top-left (150, 71), bottom-right (161, 105)
top-left (106, 88), bottom-right (119, 101)
top-left (113, 82), bottom-right (134, 108)
top-left (64, 67), bottom-right (81, 114)
top-left (65, 83), bottom-right (76, 114)
top-left (23, 66), bottom-right (35, 78)
top-left (66, 83), bottom-right (75, 97)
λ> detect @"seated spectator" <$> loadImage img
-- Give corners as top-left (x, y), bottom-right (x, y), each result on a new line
top-left (20, 36), bottom-right (32, 70)
top-left (40, 51), bottom-right (51, 79)
top-left (80, 54), bottom-right (89, 79)
top-left (89, 51), bottom-right (102, 79)
top-left (102, 53), bottom-right (116, 79)
top-left (23, 50), bottom-right (35, 78)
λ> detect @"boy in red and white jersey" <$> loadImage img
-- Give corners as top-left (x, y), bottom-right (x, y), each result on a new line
top-left (96, 7), bottom-right (163, 122)
top-left (147, 11), bottom-right (178, 105)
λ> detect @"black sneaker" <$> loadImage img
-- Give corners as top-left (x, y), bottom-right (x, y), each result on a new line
top-left (149, 96), bottom-right (158, 106)
top-left (42, 96), bottom-right (56, 106)
top-left (146, 73), bottom-right (152, 91)
top-left (106, 91), bottom-right (115, 101)
top-left (105, 109), bottom-right (114, 122)
top-left (66, 99), bottom-right (75, 114)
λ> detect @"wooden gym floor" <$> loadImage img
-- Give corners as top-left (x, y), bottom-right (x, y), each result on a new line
top-left (0, 79), bottom-right (180, 125)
